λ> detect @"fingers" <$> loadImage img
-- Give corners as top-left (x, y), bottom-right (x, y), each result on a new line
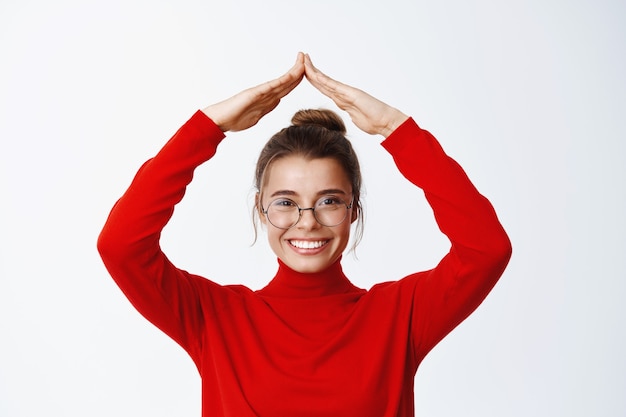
top-left (203, 54), bottom-right (306, 132)
top-left (279, 52), bottom-right (306, 86)
top-left (304, 54), bottom-right (341, 94)
top-left (303, 54), bottom-right (332, 94)
top-left (268, 52), bottom-right (305, 96)
top-left (304, 54), bottom-right (353, 104)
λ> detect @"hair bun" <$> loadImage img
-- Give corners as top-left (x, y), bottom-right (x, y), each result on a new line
top-left (291, 109), bottom-right (346, 134)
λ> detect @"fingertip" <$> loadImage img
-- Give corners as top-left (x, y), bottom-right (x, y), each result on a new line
top-left (303, 54), bottom-right (314, 71)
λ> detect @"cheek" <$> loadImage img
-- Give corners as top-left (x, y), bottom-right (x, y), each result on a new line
top-left (335, 222), bottom-right (352, 245)
top-left (266, 225), bottom-right (284, 247)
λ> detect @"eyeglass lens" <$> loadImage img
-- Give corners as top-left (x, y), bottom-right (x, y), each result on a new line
top-left (265, 196), bottom-right (351, 229)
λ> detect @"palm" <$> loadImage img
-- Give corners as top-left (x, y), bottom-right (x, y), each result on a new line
top-left (303, 54), bottom-right (407, 137)
top-left (203, 53), bottom-right (305, 132)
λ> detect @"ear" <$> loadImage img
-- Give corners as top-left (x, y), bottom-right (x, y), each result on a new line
top-left (255, 193), bottom-right (267, 225)
top-left (350, 203), bottom-right (359, 224)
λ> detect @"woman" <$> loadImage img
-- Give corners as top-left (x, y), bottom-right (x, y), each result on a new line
top-left (98, 53), bottom-right (512, 416)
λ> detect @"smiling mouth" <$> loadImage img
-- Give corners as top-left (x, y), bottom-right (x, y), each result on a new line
top-left (288, 240), bottom-right (329, 249)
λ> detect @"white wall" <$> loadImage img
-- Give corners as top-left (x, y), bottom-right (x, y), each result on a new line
top-left (1, 0), bottom-right (624, 415)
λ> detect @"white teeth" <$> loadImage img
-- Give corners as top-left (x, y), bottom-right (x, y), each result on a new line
top-left (289, 240), bottom-right (327, 249)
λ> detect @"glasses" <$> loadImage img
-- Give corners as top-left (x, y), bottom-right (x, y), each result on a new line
top-left (262, 196), bottom-right (353, 229)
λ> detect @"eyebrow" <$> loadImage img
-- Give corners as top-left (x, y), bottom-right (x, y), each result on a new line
top-left (269, 188), bottom-right (348, 198)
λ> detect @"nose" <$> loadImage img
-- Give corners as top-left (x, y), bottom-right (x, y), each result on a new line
top-left (297, 207), bottom-right (320, 230)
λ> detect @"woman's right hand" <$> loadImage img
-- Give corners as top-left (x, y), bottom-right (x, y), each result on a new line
top-left (203, 53), bottom-right (305, 132)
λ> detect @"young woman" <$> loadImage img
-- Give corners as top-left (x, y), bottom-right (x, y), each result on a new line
top-left (98, 53), bottom-right (512, 416)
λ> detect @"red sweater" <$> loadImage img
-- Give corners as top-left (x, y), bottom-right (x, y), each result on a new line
top-left (98, 111), bottom-right (511, 417)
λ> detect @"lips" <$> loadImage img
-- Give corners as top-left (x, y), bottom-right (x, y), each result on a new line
top-left (288, 240), bottom-right (329, 249)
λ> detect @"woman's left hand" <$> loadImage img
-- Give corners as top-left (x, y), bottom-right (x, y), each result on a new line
top-left (303, 54), bottom-right (409, 137)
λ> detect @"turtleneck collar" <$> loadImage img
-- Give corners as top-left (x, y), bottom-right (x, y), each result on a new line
top-left (256, 257), bottom-right (361, 298)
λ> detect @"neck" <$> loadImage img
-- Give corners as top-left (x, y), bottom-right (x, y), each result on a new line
top-left (258, 257), bottom-right (358, 298)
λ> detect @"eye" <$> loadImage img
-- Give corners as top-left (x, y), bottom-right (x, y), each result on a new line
top-left (317, 196), bottom-right (344, 207)
top-left (270, 198), bottom-right (297, 209)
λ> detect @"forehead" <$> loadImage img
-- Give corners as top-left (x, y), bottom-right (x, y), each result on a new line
top-left (263, 155), bottom-right (351, 196)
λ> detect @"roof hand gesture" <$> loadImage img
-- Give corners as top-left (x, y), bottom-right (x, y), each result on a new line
top-left (203, 52), bottom-right (408, 137)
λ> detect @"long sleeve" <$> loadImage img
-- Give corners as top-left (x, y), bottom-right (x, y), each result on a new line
top-left (381, 118), bottom-right (512, 362)
top-left (97, 111), bottom-right (226, 364)
top-left (96, 112), bottom-right (511, 417)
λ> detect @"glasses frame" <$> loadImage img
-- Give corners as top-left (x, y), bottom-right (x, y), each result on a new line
top-left (261, 196), bottom-right (354, 230)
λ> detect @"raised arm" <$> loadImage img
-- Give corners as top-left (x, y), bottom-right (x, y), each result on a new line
top-left (383, 119), bottom-right (512, 359)
top-left (304, 56), bottom-right (512, 359)
top-left (97, 54), bottom-right (305, 360)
